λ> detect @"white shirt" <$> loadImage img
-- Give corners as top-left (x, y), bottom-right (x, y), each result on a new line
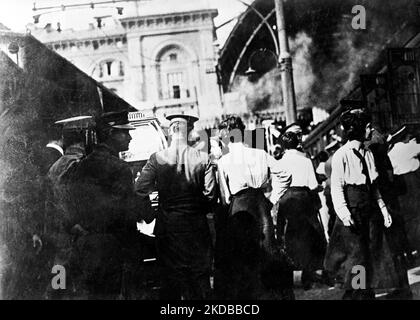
top-left (275, 149), bottom-right (319, 190)
top-left (316, 162), bottom-right (326, 176)
top-left (218, 143), bottom-right (270, 198)
top-left (268, 156), bottom-right (292, 205)
top-left (331, 140), bottom-right (383, 221)
top-left (388, 140), bottom-right (420, 175)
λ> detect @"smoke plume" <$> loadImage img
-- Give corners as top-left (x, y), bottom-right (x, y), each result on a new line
top-left (229, 0), bottom-right (419, 113)
top-left (231, 31), bottom-right (315, 114)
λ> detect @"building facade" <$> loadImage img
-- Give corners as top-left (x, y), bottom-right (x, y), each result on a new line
top-left (32, 5), bottom-right (223, 127)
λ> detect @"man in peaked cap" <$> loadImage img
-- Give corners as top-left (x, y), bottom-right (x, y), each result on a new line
top-left (44, 115), bottom-right (95, 299)
top-left (70, 110), bottom-right (153, 299)
top-left (166, 113), bottom-right (199, 140)
top-left (135, 113), bottom-right (217, 300)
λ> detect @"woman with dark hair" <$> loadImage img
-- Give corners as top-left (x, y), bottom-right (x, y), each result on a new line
top-left (276, 130), bottom-right (327, 290)
top-left (324, 108), bottom-right (397, 300)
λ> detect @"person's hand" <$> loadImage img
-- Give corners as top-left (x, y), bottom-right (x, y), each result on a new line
top-left (342, 216), bottom-right (354, 227)
top-left (32, 234), bottom-right (43, 254)
top-left (381, 207), bottom-right (392, 228)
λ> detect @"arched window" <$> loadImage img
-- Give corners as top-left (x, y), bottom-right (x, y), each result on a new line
top-left (169, 53), bottom-right (177, 62)
top-left (156, 45), bottom-right (192, 100)
top-left (92, 59), bottom-right (125, 80)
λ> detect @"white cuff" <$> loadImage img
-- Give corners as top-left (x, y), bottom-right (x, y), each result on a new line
top-left (335, 206), bottom-right (352, 222)
top-left (377, 198), bottom-right (386, 210)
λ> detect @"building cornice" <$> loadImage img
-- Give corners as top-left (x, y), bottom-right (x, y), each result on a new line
top-left (43, 34), bottom-right (127, 52)
top-left (120, 9), bottom-right (217, 31)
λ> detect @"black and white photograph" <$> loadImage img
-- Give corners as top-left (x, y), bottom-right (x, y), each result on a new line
top-left (0, 0), bottom-right (420, 305)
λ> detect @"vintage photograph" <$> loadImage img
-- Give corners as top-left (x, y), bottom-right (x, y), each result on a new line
top-left (0, 0), bottom-right (419, 301)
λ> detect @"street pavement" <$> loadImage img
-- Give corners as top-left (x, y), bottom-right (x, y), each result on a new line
top-left (294, 263), bottom-right (420, 300)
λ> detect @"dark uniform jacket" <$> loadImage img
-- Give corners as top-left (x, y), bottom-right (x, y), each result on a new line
top-left (136, 142), bottom-right (217, 234)
top-left (135, 142), bottom-right (217, 299)
top-left (46, 144), bottom-right (85, 239)
top-left (73, 143), bottom-right (149, 235)
top-left (70, 143), bottom-right (151, 295)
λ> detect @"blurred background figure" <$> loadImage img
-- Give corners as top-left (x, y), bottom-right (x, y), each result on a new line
top-left (315, 150), bottom-right (331, 243)
top-left (388, 126), bottom-right (420, 261)
top-left (268, 143), bottom-right (291, 229)
top-left (188, 129), bottom-right (206, 151)
top-left (322, 139), bottom-right (342, 236)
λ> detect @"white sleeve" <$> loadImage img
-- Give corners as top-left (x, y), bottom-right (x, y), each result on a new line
top-left (366, 150), bottom-right (379, 182)
top-left (330, 151), bottom-right (352, 222)
top-left (217, 159), bottom-right (231, 206)
top-left (270, 166), bottom-right (292, 205)
top-left (307, 159), bottom-right (319, 191)
top-left (412, 142), bottom-right (420, 157)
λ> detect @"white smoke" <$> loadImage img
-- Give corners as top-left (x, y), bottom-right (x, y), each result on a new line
top-left (229, 31), bottom-right (316, 114)
top-left (333, 23), bottom-right (383, 101)
top-left (290, 32), bottom-right (316, 109)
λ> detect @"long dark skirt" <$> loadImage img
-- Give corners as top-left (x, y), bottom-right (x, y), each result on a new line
top-left (277, 187), bottom-right (327, 271)
top-left (397, 168), bottom-right (420, 252)
top-left (215, 189), bottom-right (294, 300)
top-left (324, 185), bottom-right (400, 290)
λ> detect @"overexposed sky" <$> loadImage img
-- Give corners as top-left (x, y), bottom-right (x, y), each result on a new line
top-left (0, 0), bottom-right (253, 45)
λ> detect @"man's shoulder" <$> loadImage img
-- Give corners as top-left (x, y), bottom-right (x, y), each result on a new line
top-left (48, 154), bottom-right (80, 174)
top-left (183, 146), bottom-right (209, 161)
top-left (83, 148), bottom-right (130, 173)
top-left (331, 145), bottom-right (348, 163)
top-left (47, 156), bottom-right (63, 174)
top-left (335, 143), bottom-right (348, 155)
top-left (196, 148), bottom-right (210, 162)
top-left (244, 146), bottom-right (268, 158)
top-left (153, 149), bottom-right (170, 165)
top-left (218, 153), bottom-right (228, 166)
top-left (389, 142), bottom-right (405, 153)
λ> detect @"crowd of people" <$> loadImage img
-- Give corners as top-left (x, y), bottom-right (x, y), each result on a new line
top-left (10, 106), bottom-right (420, 300)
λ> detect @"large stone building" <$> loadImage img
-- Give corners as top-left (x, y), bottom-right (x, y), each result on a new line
top-left (31, 1), bottom-right (223, 127)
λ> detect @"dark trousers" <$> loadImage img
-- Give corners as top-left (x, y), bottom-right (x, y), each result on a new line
top-left (156, 226), bottom-right (211, 300)
top-left (326, 214), bottom-right (373, 289)
top-left (71, 233), bottom-right (127, 299)
top-left (325, 185), bottom-right (401, 298)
